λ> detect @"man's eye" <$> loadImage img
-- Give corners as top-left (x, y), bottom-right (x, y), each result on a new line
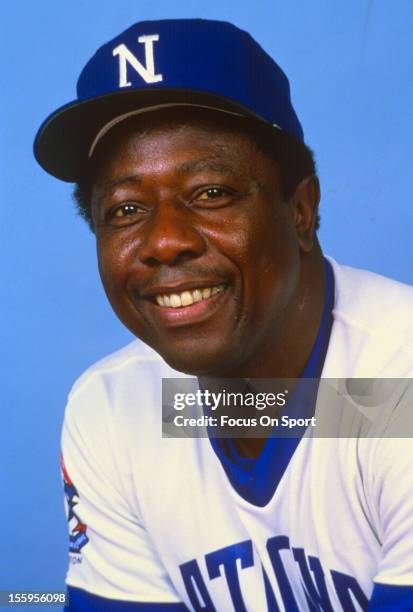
top-left (194, 187), bottom-right (231, 203)
top-left (113, 203), bottom-right (141, 217)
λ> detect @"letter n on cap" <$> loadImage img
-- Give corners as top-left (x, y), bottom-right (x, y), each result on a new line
top-left (113, 35), bottom-right (163, 87)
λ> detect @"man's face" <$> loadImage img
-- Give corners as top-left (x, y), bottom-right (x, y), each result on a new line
top-left (90, 111), bottom-right (304, 377)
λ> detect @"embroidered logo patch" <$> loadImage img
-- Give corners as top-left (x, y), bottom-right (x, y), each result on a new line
top-left (61, 454), bottom-right (89, 554)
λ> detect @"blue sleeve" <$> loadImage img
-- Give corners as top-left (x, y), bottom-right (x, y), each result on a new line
top-left (65, 586), bottom-right (188, 611)
top-left (369, 583), bottom-right (413, 611)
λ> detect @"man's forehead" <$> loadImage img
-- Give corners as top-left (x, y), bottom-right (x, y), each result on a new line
top-left (88, 115), bottom-right (280, 200)
top-left (95, 107), bottom-right (262, 146)
top-left (90, 108), bottom-right (269, 171)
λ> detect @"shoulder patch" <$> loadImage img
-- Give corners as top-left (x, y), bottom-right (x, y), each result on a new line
top-left (61, 454), bottom-right (89, 554)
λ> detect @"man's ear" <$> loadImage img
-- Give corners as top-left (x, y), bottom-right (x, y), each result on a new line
top-left (291, 175), bottom-right (320, 252)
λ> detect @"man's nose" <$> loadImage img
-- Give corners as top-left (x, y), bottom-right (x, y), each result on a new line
top-left (138, 201), bottom-right (206, 266)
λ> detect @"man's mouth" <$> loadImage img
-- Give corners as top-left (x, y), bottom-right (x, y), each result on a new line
top-left (139, 281), bottom-right (230, 328)
top-left (154, 284), bottom-right (226, 308)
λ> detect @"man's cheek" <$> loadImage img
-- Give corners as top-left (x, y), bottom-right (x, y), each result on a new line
top-left (97, 254), bottom-right (126, 303)
top-left (97, 239), bottom-right (126, 279)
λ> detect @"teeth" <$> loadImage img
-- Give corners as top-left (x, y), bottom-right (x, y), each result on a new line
top-left (181, 291), bottom-right (194, 306)
top-left (156, 285), bottom-right (225, 308)
top-left (170, 294), bottom-right (181, 308)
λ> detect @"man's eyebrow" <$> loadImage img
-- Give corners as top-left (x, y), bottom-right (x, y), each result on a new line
top-left (176, 159), bottom-right (238, 177)
top-left (103, 160), bottom-right (237, 189)
top-left (105, 173), bottom-right (142, 190)
top-left (93, 174), bottom-right (142, 206)
top-left (100, 161), bottom-right (240, 195)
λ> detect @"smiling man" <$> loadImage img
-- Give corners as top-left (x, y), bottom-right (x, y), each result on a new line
top-left (85, 107), bottom-right (323, 381)
top-left (34, 19), bottom-right (413, 612)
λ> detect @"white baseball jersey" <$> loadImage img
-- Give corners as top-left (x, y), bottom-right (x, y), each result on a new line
top-left (61, 258), bottom-right (413, 611)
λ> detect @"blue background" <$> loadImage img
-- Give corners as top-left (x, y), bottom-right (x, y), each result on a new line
top-left (2, 0), bottom-right (412, 601)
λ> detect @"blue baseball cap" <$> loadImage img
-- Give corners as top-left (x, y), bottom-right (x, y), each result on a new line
top-left (34, 19), bottom-right (304, 182)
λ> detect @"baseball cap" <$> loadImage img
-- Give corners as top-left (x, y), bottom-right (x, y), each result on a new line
top-left (34, 19), bottom-right (304, 182)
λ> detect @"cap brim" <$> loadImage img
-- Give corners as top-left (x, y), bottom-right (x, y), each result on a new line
top-left (34, 88), bottom-right (266, 182)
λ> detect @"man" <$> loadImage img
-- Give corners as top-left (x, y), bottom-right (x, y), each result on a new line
top-left (34, 19), bottom-right (413, 611)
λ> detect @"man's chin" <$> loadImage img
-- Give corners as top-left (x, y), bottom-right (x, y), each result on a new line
top-left (160, 351), bottom-right (222, 377)
top-left (153, 342), bottom-right (235, 377)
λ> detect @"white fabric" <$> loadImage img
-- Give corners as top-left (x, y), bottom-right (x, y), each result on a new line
top-left (61, 258), bottom-right (413, 609)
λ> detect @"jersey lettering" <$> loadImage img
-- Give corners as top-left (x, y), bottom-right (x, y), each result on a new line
top-left (267, 536), bottom-right (300, 611)
top-left (331, 571), bottom-right (369, 611)
top-left (205, 541), bottom-right (253, 612)
top-left (112, 35), bottom-right (163, 86)
top-left (292, 548), bottom-right (333, 611)
top-left (180, 559), bottom-right (217, 611)
top-left (180, 537), bottom-right (369, 611)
